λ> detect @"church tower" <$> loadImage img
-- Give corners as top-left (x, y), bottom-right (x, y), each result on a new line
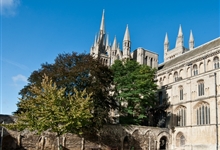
top-left (90, 10), bottom-right (106, 58)
top-left (123, 25), bottom-right (131, 59)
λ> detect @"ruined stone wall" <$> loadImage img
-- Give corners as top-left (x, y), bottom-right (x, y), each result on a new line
top-left (1, 125), bottom-right (169, 150)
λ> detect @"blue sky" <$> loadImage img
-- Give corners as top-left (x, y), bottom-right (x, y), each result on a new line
top-left (0, 0), bottom-right (219, 115)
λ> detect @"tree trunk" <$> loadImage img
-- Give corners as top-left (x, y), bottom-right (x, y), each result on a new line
top-left (57, 136), bottom-right (60, 150)
top-left (81, 137), bottom-right (85, 150)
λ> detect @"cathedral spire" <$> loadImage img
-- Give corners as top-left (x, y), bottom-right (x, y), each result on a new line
top-left (112, 36), bottom-right (117, 50)
top-left (123, 24), bottom-right (131, 59)
top-left (123, 24), bottom-right (130, 41)
top-left (189, 30), bottom-right (194, 50)
top-left (100, 9), bottom-right (105, 35)
top-left (175, 24), bottom-right (184, 47)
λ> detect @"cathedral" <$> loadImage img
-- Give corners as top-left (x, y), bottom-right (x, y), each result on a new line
top-left (91, 11), bottom-right (220, 150)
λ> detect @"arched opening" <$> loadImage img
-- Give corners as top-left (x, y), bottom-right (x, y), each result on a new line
top-left (123, 136), bottom-right (130, 150)
top-left (159, 136), bottom-right (167, 150)
top-left (176, 132), bottom-right (185, 148)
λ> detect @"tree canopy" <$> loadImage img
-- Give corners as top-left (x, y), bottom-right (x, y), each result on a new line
top-left (12, 75), bottom-right (93, 135)
top-left (16, 52), bottom-right (117, 130)
top-left (111, 60), bottom-right (157, 125)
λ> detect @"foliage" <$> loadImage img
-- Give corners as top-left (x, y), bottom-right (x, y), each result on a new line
top-left (7, 75), bottom-right (93, 136)
top-left (111, 60), bottom-right (157, 125)
top-left (15, 52), bottom-right (116, 130)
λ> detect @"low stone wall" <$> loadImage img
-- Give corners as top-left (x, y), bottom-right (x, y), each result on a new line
top-left (1, 125), bottom-right (169, 150)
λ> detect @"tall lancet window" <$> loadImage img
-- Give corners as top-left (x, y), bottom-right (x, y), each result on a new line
top-left (174, 72), bottom-right (178, 82)
top-left (193, 64), bottom-right (198, 76)
top-left (214, 56), bottom-right (219, 69)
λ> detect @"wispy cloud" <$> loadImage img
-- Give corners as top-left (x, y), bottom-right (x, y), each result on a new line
top-left (12, 74), bottom-right (28, 86)
top-left (2, 58), bottom-right (28, 70)
top-left (0, 0), bottom-right (20, 16)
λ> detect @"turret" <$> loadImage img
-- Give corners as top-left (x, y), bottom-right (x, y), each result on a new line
top-left (123, 24), bottom-right (131, 59)
top-left (189, 30), bottom-right (194, 50)
top-left (175, 25), bottom-right (184, 48)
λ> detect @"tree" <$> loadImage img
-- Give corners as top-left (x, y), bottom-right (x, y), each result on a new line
top-left (7, 75), bottom-right (93, 150)
top-left (15, 52), bottom-right (117, 130)
top-left (111, 60), bottom-right (157, 125)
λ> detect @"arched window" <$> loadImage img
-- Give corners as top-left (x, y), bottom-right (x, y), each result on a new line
top-left (196, 102), bottom-right (210, 125)
top-left (179, 86), bottom-right (183, 100)
top-left (176, 106), bottom-right (186, 126)
top-left (214, 56), bottom-right (219, 69)
top-left (174, 72), bottom-right (178, 82)
top-left (207, 60), bottom-right (211, 71)
top-left (176, 132), bottom-right (185, 147)
top-left (193, 64), bottom-right (198, 76)
top-left (198, 80), bottom-right (204, 96)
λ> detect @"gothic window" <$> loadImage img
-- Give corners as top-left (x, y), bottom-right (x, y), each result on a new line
top-left (176, 132), bottom-right (185, 147)
top-left (176, 106), bottom-right (186, 126)
top-left (193, 64), bottom-right (198, 76)
top-left (174, 72), bottom-right (178, 81)
top-left (179, 86), bottom-right (183, 100)
top-left (198, 80), bottom-right (204, 96)
top-left (207, 60), bottom-right (212, 71)
top-left (214, 56), bottom-right (219, 69)
top-left (196, 102), bottom-right (210, 125)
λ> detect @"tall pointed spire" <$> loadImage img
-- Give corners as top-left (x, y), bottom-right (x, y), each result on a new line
top-left (189, 30), bottom-right (194, 50)
top-left (178, 24), bottom-right (183, 37)
top-left (175, 24), bottom-right (184, 47)
top-left (164, 32), bottom-right (169, 54)
top-left (112, 36), bottom-right (117, 50)
top-left (100, 9), bottom-right (105, 35)
top-left (189, 30), bottom-right (194, 42)
top-left (164, 32), bottom-right (169, 44)
top-left (123, 24), bottom-right (130, 41)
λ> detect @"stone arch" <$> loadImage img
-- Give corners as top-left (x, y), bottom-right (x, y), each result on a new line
top-left (163, 76), bottom-right (167, 85)
top-left (173, 71), bottom-right (178, 82)
top-left (143, 130), bottom-right (156, 150)
top-left (168, 73), bottom-right (172, 83)
top-left (157, 131), bottom-right (170, 150)
top-left (187, 67), bottom-right (191, 77)
top-left (176, 132), bottom-right (186, 148)
top-left (193, 101), bottom-right (210, 125)
top-left (199, 62), bottom-right (204, 73)
top-left (207, 59), bottom-right (212, 71)
top-left (179, 69), bottom-right (184, 79)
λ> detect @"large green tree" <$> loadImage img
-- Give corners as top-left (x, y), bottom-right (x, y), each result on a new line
top-left (16, 52), bottom-right (116, 129)
top-left (111, 60), bottom-right (157, 125)
top-left (8, 75), bottom-right (93, 150)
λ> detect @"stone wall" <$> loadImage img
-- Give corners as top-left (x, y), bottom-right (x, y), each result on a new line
top-left (1, 125), bottom-right (169, 150)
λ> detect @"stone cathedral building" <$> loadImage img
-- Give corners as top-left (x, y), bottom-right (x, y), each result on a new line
top-left (91, 11), bottom-right (220, 150)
